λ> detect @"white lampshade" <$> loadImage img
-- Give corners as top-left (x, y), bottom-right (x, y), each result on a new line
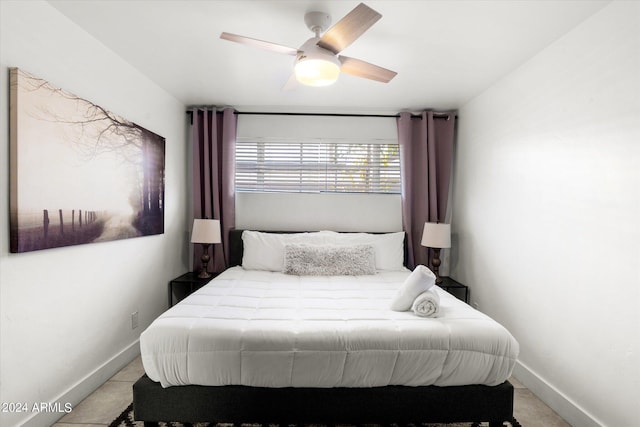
top-left (191, 219), bottom-right (221, 244)
top-left (294, 38), bottom-right (341, 87)
top-left (421, 222), bottom-right (451, 249)
top-left (295, 59), bottom-right (340, 86)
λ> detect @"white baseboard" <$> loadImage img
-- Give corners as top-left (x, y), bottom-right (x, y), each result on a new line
top-left (20, 340), bottom-right (140, 427)
top-left (512, 360), bottom-right (604, 427)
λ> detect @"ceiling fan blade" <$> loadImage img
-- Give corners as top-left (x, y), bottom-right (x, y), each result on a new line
top-left (220, 32), bottom-right (299, 56)
top-left (339, 56), bottom-right (397, 83)
top-left (317, 3), bottom-right (381, 54)
top-left (282, 73), bottom-right (300, 91)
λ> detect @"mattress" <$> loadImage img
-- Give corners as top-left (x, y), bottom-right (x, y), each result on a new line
top-left (140, 267), bottom-right (519, 388)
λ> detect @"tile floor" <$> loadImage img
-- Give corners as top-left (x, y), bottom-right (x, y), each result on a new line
top-left (52, 357), bottom-right (571, 427)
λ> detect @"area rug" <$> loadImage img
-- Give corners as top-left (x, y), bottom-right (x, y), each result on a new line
top-left (109, 404), bottom-right (521, 427)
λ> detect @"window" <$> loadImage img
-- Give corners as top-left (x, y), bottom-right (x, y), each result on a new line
top-left (236, 139), bottom-right (400, 194)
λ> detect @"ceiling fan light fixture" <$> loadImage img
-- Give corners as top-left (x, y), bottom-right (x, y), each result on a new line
top-left (294, 38), bottom-right (341, 87)
top-left (221, 4), bottom-right (396, 88)
top-left (294, 58), bottom-right (340, 87)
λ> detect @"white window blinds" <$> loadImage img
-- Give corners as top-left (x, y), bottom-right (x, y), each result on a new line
top-left (236, 114), bottom-right (400, 194)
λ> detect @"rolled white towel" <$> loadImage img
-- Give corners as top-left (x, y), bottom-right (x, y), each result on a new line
top-left (390, 265), bottom-right (436, 311)
top-left (411, 288), bottom-right (440, 318)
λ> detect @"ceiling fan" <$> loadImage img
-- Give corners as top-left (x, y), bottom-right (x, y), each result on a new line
top-left (220, 2), bottom-right (397, 87)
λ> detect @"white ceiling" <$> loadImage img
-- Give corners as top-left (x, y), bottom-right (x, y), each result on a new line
top-left (48, 0), bottom-right (609, 114)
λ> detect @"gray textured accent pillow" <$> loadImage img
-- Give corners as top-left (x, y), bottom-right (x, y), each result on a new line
top-left (283, 244), bottom-right (377, 276)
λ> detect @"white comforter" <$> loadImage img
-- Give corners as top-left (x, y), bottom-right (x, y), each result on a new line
top-left (141, 267), bottom-right (518, 388)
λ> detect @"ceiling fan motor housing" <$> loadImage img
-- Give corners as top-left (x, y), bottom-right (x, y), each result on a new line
top-left (304, 11), bottom-right (332, 36)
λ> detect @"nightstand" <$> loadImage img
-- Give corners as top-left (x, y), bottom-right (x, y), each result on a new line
top-left (438, 277), bottom-right (469, 303)
top-left (168, 272), bottom-right (217, 307)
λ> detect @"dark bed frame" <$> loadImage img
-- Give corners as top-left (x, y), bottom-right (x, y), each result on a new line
top-left (133, 229), bottom-right (519, 426)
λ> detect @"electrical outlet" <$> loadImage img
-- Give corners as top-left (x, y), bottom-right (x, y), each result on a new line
top-left (131, 311), bottom-right (139, 330)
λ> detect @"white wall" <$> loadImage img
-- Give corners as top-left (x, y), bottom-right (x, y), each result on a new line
top-left (451, 2), bottom-right (639, 427)
top-left (0, 2), bottom-right (189, 426)
top-left (236, 192), bottom-right (402, 232)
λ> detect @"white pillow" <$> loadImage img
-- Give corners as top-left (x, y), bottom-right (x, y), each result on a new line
top-left (390, 265), bottom-right (436, 311)
top-left (315, 231), bottom-right (405, 271)
top-left (241, 231), bottom-right (326, 271)
top-left (283, 244), bottom-right (376, 276)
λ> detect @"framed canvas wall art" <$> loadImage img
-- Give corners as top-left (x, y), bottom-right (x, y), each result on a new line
top-left (9, 68), bottom-right (165, 253)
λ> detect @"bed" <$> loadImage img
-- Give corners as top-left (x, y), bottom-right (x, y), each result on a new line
top-left (133, 229), bottom-right (520, 426)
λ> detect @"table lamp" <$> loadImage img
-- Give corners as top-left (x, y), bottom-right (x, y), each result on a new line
top-left (191, 219), bottom-right (221, 279)
top-left (421, 222), bottom-right (451, 285)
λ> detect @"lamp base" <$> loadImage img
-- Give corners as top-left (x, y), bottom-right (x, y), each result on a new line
top-left (198, 244), bottom-right (211, 279)
top-left (431, 248), bottom-right (443, 285)
top-left (197, 270), bottom-right (211, 279)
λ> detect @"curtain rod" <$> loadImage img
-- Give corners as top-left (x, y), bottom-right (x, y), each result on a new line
top-left (186, 109), bottom-right (456, 120)
top-left (233, 111), bottom-right (456, 120)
